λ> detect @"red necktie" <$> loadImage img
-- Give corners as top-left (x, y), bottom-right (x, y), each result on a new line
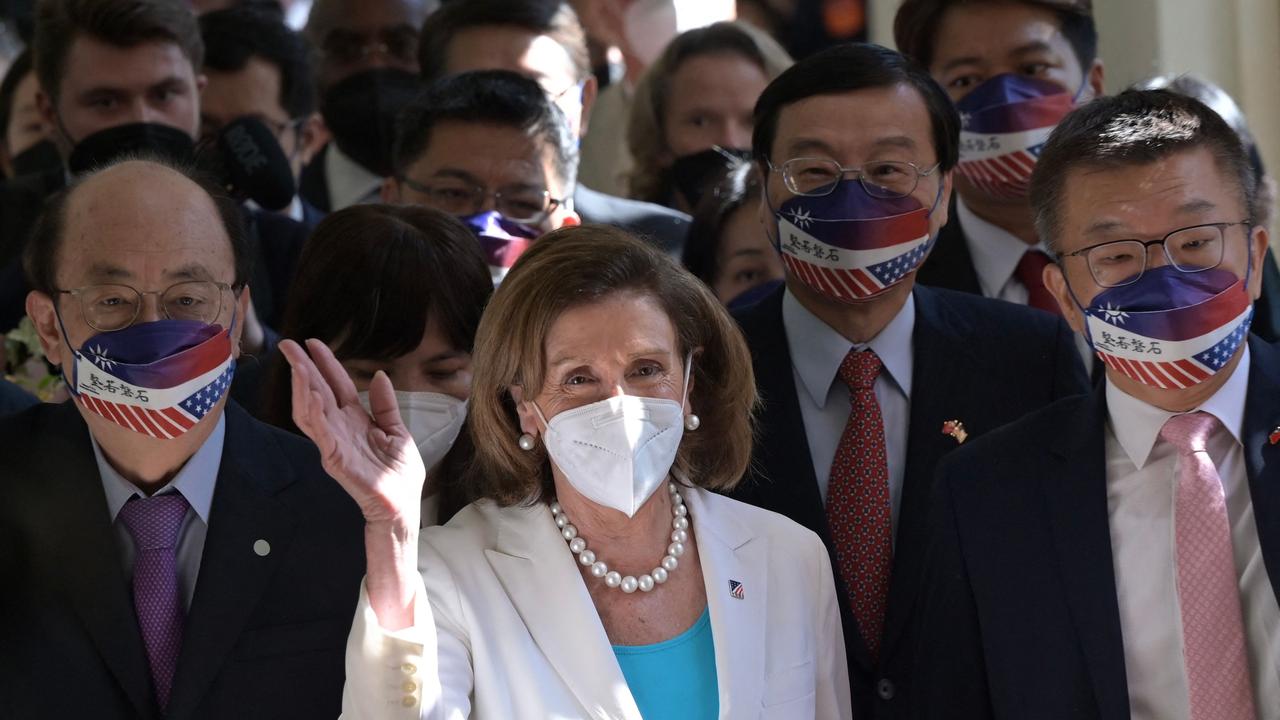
top-left (826, 349), bottom-right (893, 662)
top-left (1013, 250), bottom-right (1061, 315)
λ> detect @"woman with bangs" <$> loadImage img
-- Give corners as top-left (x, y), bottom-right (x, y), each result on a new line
top-left (263, 204), bottom-right (493, 524)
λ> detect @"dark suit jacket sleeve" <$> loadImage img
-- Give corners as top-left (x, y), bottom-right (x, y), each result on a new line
top-left (910, 456), bottom-right (996, 720)
top-left (0, 378), bottom-right (38, 416)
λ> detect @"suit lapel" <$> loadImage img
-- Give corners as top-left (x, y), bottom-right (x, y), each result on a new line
top-left (1041, 389), bottom-right (1130, 719)
top-left (685, 489), bottom-right (766, 717)
top-left (166, 405), bottom-right (299, 718)
top-left (484, 503), bottom-right (642, 720)
top-left (48, 404), bottom-right (157, 719)
top-left (1242, 337), bottom-right (1280, 606)
top-left (883, 287), bottom-right (975, 656)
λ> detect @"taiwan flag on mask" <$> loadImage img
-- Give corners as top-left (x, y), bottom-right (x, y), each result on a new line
top-left (461, 211), bottom-right (539, 286)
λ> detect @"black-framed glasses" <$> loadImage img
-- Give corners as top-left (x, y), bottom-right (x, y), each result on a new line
top-left (768, 157), bottom-right (942, 199)
top-left (397, 176), bottom-right (564, 225)
top-left (58, 281), bottom-right (235, 332)
top-left (1059, 221), bottom-right (1252, 288)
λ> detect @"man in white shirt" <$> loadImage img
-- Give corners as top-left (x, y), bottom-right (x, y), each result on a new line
top-left (913, 89), bottom-right (1279, 720)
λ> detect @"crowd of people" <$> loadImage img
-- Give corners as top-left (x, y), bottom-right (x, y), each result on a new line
top-left (0, 0), bottom-right (1277, 718)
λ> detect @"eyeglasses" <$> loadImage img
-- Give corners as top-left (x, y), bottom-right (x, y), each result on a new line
top-left (397, 176), bottom-right (565, 225)
top-left (1059, 221), bottom-right (1252, 288)
top-left (768, 157), bottom-right (942, 199)
top-left (58, 281), bottom-right (235, 332)
top-left (321, 26), bottom-right (419, 67)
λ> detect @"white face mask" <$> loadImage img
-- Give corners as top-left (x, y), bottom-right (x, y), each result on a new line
top-left (359, 390), bottom-right (468, 471)
top-left (533, 357), bottom-right (691, 517)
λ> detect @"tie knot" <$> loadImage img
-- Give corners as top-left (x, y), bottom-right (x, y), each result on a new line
top-left (838, 349), bottom-right (882, 390)
top-left (1160, 411), bottom-right (1219, 455)
top-left (117, 493), bottom-right (190, 551)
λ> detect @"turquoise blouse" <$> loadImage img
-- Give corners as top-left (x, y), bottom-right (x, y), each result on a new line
top-left (612, 606), bottom-right (719, 719)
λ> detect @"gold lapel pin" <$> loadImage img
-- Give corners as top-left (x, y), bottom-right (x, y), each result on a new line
top-left (942, 420), bottom-right (968, 445)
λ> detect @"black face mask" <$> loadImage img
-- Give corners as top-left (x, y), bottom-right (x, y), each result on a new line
top-left (67, 122), bottom-right (195, 175)
top-left (668, 146), bottom-right (753, 210)
top-left (9, 138), bottom-right (62, 177)
top-left (320, 68), bottom-right (423, 178)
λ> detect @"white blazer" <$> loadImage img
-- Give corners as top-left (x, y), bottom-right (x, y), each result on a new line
top-left (341, 486), bottom-right (851, 719)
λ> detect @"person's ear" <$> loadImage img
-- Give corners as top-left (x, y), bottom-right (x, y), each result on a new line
top-left (577, 75), bottom-right (599, 137)
top-left (297, 113), bottom-right (328, 167)
top-left (1085, 59), bottom-right (1105, 102)
top-left (510, 385), bottom-right (542, 437)
top-left (25, 290), bottom-right (69, 369)
top-left (1043, 262), bottom-right (1086, 335)
top-left (1247, 224), bottom-right (1269, 301)
top-left (380, 176), bottom-right (402, 204)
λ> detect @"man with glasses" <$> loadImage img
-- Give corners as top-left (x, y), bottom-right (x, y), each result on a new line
top-left (383, 69), bottom-right (580, 283)
top-left (0, 157), bottom-right (365, 718)
top-left (299, 0), bottom-right (436, 213)
top-left (415, 0), bottom-right (691, 258)
top-left (727, 43), bottom-right (1088, 716)
top-left (912, 89), bottom-right (1280, 718)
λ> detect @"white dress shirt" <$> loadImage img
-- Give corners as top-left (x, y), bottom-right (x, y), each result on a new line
top-left (325, 143), bottom-right (383, 211)
top-left (1104, 348), bottom-right (1280, 719)
top-left (95, 415), bottom-right (225, 610)
top-left (957, 197), bottom-right (1095, 365)
top-left (782, 287), bottom-right (912, 534)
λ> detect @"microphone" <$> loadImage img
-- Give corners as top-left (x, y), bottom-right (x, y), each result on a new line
top-left (198, 116), bottom-right (297, 212)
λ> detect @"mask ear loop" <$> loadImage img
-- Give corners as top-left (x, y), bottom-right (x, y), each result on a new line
top-left (680, 352), bottom-right (693, 410)
top-left (52, 303), bottom-right (84, 397)
top-left (1056, 256), bottom-right (1102, 348)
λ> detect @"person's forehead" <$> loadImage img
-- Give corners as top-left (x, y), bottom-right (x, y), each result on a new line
top-left (1059, 148), bottom-right (1245, 239)
top-left (773, 84), bottom-right (935, 160)
top-left (545, 292), bottom-right (676, 360)
top-left (58, 164), bottom-right (234, 281)
top-left (415, 121), bottom-right (556, 184)
top-left (325, 0), bottom-right (425, 33)
top-left (446, 26), bottom-right (576, 84)
top-left (202, 59), bottom-right (287, 120)
top-left (930, 2), bottom-right (1075, 67)
top-left (60, 36), bottom-right (195, 92)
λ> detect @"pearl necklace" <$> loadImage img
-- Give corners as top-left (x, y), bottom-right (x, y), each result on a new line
top-left (550, 483), bottom-right (690, 594)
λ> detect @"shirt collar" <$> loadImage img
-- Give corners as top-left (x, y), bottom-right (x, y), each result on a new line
top-left (1105, 345), bottom-right (1250, 469)
top-left (95, 413), bottom-right (226, 524)
top-left (957, 197), bottom-right (1052, 298)
top-left (782, 287), bottom-right (915, 409)
top-left (325, 143), bottom-right (383, 210)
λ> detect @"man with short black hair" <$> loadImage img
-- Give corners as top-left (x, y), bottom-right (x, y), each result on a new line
top-left (385, 69), bottom-right (579, 283)
top-left (729, 42), bottom-right (1087, 716)
top-left (0, 156), bottom-right (365, 719)
top-left (416, 0), bottom-right (691, 257)
top-left (913, 89), bottom-right (1280, 718)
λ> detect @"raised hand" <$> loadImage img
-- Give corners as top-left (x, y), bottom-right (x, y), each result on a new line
top-left (279, 338), bottom-right (425, 526)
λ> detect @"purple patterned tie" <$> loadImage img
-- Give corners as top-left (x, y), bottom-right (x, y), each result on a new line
top-left (118, 493), bottom-right (190, 710)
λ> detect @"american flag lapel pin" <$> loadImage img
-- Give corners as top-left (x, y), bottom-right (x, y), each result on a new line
top-left (942, 419), bottom-right (968, 445)
top-left (728, 580), bottom-right (745, 600)
top-left (1269, 426), bottom-right (1280, 445)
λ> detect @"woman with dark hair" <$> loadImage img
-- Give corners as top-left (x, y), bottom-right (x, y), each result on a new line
top-left (626, 21), bottom-right (792, 212)
top-left (682, 159), bottom-right (784, 307)
top-left (263, 204), bottom-right (493, 524)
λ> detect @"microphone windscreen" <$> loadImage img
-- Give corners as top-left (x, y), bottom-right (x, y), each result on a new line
top-left (214, 116), bottom-right (296, 211)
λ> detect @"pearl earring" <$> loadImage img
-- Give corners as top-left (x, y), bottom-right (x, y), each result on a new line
top-left (684, 414), bottom-right (700, 431)
top-left (518, 433), bottom-right (537, 451)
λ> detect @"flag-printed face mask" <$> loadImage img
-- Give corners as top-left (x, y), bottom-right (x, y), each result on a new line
top-left (772, 179), bottom-right (940, 303)
top-left (1080, 266), bottom-right (1253, 390)
top-left (61, 317), bottom-right (237, 439)
top-left (461, 211), bottom-right (540, 286)
top-left (954, 74), bottom-right (1078, 200)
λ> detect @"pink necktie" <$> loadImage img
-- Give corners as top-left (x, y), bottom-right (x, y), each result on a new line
top-left (1161, 412), bottom-right (1257, 720)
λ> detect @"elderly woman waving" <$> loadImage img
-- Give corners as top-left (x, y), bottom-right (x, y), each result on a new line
top-left (281, 225), bottom-right (849, 720)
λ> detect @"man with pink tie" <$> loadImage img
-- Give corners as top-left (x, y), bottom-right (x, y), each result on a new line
top-left (912, 89), bottom-right (1280, 719)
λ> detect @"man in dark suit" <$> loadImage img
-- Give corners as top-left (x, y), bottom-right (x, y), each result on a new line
top-left (913, 90), bottom-right (1279, 718)
top-left (0, 156), bottom-right (365, 719)
top-left (728, 43), bottom-right (1088, 718)
top-left (414, 0), bottom-right (691, 257)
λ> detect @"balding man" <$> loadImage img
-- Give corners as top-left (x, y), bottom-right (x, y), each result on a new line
top-left (0, 158), bottom-right (365, 720)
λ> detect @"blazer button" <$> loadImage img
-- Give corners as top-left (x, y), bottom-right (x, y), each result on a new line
top-left (877, 678), bottom-right (895, 701)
